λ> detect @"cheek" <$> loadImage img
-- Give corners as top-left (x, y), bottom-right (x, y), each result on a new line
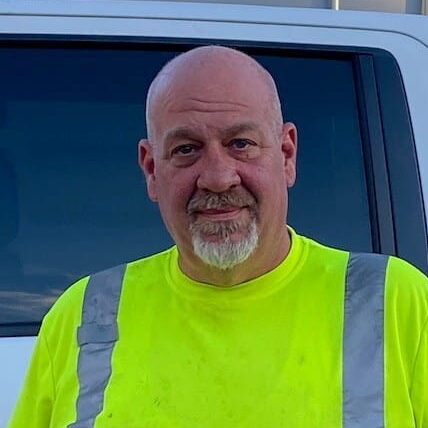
top-left (243, 168), bottom-right (286, 209)
top-left (156, 172), bottom-right (197, 216)
top-left (240, 166), bottom-right (274, 195)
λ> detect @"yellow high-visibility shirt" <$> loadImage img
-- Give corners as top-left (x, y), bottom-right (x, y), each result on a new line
top-left (8, 229), bottom-right (428, 427)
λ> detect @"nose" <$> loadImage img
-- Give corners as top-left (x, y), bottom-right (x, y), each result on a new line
top-left (196, 146), bottom-right (241, 193)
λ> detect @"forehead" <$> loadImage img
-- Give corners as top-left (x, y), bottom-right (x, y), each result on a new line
top-left (147, 49), bottom-right (281, 142)
top-left (156, 99), bottom-right (268, 146)
top-left (153, 79), bottom-right (271, 136)
top-left (164, 70), bottom-right (266, 105)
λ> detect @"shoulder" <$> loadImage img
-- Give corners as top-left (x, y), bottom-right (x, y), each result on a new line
top-left (292, 229), bottom-right (428, 308)
top-left (386, 255), bottom-right (428, 287)
top-left (40, 276), bottom-right (89, 342)
top-left (291, 229), bottom-right (350, 276)
top-left (385, 256), bottom-right (428, 318)
top-left (291, 228), bottom-right (349, 258)
top-left (125, 246), bottom-right (175, 279)
top-left (41, 246), bottom-right (176, 339)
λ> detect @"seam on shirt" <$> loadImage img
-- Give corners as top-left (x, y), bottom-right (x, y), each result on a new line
top-left (409, 314), bottom-right (428, 396)
top-left (42, 333), bottom-right (57, 400)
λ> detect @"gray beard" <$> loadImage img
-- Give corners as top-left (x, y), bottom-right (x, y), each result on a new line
top-left (189, 217), bottom-right (259, 270)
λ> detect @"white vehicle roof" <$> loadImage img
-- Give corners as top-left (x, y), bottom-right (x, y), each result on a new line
top-left (3, 0), bottom-right (427, 15)
top-left (3, 0), bottom-right (428, 15)
top-left (1, 0), bottom-right (427, 47)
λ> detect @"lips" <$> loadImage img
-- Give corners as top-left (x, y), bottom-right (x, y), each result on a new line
top-left (195, 207), bottom-right (244, 220)
top-left (199, 207), bottom-right (239, 214)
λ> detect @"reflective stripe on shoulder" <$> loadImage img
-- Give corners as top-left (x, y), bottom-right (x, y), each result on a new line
top-left (68, 264), bottom-right (126, 428)
top-left (343, 253), bottom-right (389, 428)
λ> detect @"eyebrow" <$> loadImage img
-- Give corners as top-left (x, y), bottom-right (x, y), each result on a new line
top-left (165, 127), bottom-right (201, 143)
top-left (223, 122), bottom-right (260, 138)
top-left (165, 121), bottom-right (260, 143)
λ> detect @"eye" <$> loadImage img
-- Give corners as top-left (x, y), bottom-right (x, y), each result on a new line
top-left (230, 138), bottom-right (254, 150)
top-left (171, 144), bottom-right (198, 156)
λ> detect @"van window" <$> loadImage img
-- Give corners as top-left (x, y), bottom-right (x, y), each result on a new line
top-left (0, 43), bottom-right (371, 335)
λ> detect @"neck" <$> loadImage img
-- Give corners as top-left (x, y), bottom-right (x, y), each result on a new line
top-left (178, 226), bottom-right (291, 286)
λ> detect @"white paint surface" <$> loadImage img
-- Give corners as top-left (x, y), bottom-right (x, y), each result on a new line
top-left (0, 337), bottom-right (36, 427)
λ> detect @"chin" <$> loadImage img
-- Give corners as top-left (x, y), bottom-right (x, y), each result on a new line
top-left (190, 219), bottom-right (259, 270)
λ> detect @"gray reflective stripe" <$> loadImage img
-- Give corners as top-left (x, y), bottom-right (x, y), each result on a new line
top-left (68, 264), bottom-right (126, 428)
top-left (343, 253), bottom-right (389, 428)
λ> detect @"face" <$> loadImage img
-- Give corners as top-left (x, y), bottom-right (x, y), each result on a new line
top-left (140, 58), bottom-right (297, 270)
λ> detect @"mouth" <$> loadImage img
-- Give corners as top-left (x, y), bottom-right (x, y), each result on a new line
top-left (194, 207), bottom-right (245, 221)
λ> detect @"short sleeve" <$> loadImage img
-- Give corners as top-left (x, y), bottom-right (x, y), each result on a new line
top-left (7, 327), bottom-right (55, 428)
top-left (411, 318), bottom-right (428, 427)
top-left (385, 257), bottom-right (428, 426)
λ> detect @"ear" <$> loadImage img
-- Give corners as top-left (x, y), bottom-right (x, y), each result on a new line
top-left (138, 139), bottom-right (158, 201)
top-left (281, 122), bottom-right (298, 187)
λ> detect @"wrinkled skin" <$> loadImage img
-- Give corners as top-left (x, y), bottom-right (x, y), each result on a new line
top-left (139, 46), bottom-right (297, 286)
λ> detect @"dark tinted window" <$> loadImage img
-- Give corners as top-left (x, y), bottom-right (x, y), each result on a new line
top-left (257, 54), bottom-right (370, 249)
top-left (0, 44), bottom-right (371, 332)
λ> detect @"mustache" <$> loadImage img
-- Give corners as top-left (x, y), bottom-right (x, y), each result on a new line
top-left (187, 189), bottom-right (256, 214)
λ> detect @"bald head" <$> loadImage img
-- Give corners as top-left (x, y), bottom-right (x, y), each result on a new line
top-left (145, 46), bottom-right (283, 141)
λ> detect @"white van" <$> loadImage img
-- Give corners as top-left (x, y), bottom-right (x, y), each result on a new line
top-left (1, 0), bottom-right (427, 425)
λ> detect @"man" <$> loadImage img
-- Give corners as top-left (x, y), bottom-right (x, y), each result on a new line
top-left (9, 46), bottom-right (428, 427)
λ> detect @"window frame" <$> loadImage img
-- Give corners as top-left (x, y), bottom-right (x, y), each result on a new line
top-left (0, 35), bottom-right (426, 337)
